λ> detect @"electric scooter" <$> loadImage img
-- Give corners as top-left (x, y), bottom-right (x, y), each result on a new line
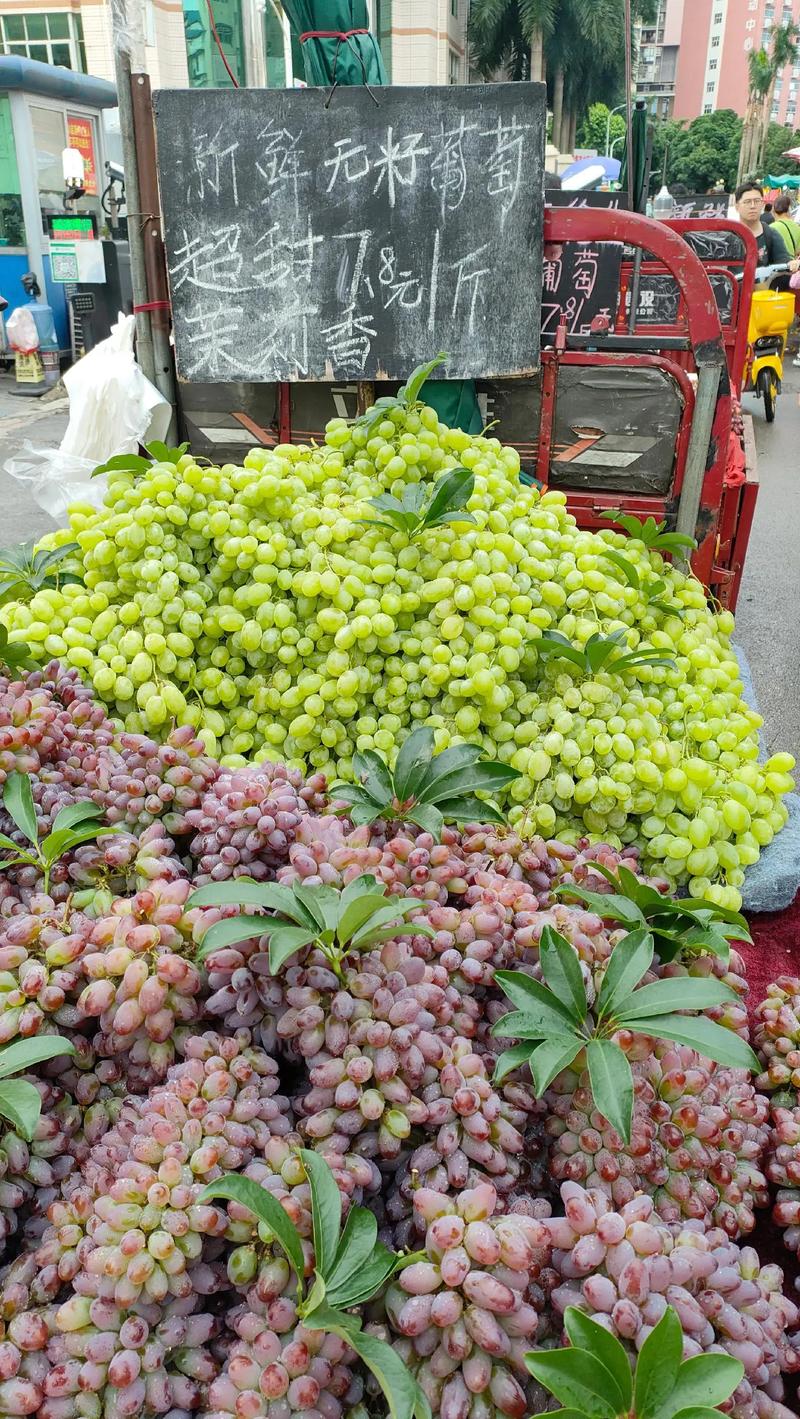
top-left (742, 263), bottom-right (796, 423)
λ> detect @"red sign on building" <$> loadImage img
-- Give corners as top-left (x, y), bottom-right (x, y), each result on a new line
top-left (66, 114), bottom-right (98, 195)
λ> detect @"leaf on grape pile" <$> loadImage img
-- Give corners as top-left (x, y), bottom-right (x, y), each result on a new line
top-left (393, 727), bottom-right (436, 804)
top-left (418, 760), bottom-right (520, 804)
top-left (269, 926), bottom-right (318, 974)
top-left (495, 969), bottom-right (581, 1027)
top-left (538, 925), bottom-right (588, 1023)
top-left (91, 452), bottom-right (153, 477)
top-left (430, 794), bottom-right (506, 827)
top-left (563, 1310), bottom-right (632, 1413)
top-left (0, 1034), bottom-right (75, 1078)
top-left (298, 1149), bottom-right (341, 1278)
top-left (595, 928), bottom-right (655, 1022)
top-left (325, 1204), bottom-right (378, 1290)
top-left (586, 1039), bottom-right (634, 1144)
top-left (406, 802), bottom-right (445, 837)
top-left (145, 440), bottom-right (190, 464)
top-left (350, 897), bottom-right (431, 949)
top-left (195, 914), bottom-right (272, 961)
top-left (337, 890), bottom-right (396, 946)
top-left (600, 548), bottom-right (640, 589)
top-left (657, 1354), bottom-right (744, 1418)
top-left (524, 1345), bottom-right (620, 1417)
top-left (197, 1174), bottom-right (305, 1281)
top-left (490, 1008), bottom-right (567, 1041)
top-left (326, 1239), bottom-right (399, 1308)
top-left (398, 351), bottom-right (448, 407)
top-left (420, 467), bottom-right (476, 529)
top-left (0, 1078), bottom-right (45, 1141)
top-left (615, 977), bottom-right (737, 1021)
top-left (352, 748), bottom-right (394, 802)
top-left (529, 1037), bottom-right (584, 1094)
top-left (535, 633), bottom-right (588, 671)
top-left (328, 784), bottom-right (384, 824)
top-left (3, 772), bottom-right (38, 847)
top-left (50, 801), bottom-right (104, 833)
top-left (632, 1307), bottom-right (683, 1418)
top-left (303, 1304), bottom-right (431, 1419)
top-left (554, 884), bottom-right (646, 927)
top-left (293, 883), bottom-right (340, 934)
top-left (41, 822), bottom-right (121, 866)
top-left (493, 1041), bottom-right (534, 1084)
top-left (630, 1014), bottom-right (759, 1073)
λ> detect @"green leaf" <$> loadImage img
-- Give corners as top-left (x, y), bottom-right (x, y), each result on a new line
top-left (0, 1079), bottom-right (44, 1141)
top-left (630, 1014), bottom-right (760, 1072)
top-left (399, 352), bottom-right (448, 406)
top-left (617, 978), bottom-right (737, 1021)
top-left (3, 772), bottom-right (38, 847)
top-left (326, 1242), bottom-right (400, 1308)
top-left (328, 785), bottom-right (383, 823)
top-left (633, 1306), bottom-right (683, 1419)
top-left (563, 1310), bottom-right (632, 1413)
top-left (91, 453), bottom-right (152, 477)
top-left (418, 758), bottom-right (519, 804)
top-left (492, 1042), bottom-right (535, 1084)
top-left (303, 1304), bottom-right (430, 1419)
top-left (293, 883), bottom-right (340, 934)
top-left (393, 727), bottom-right (435, 803)
top-left (596, 928), bottom-right (654, 1021)
top-left (305, 1271), bottom-right (327, 1315)
top-left (432, 795), bottom-right (507, 827)
top-left (586, 1039), bottom-right (634, 1144)
top-left (50, 800), bottom-right (104, 834)
top-left (527, 1411), bottom-right (586, 1419)
top-left (352, 748), bottom-right (394, 802)
top-left (554, 885), bottom-right (646, 926)
top-left (406, 802), bottom-right (445, 838)
top-left (197, 1174), bottom-right (305, 1281)
top-left (523, 1347), bottom-right (619, 1417)
top-left (338, 892), bottom-right (396, 946)
top-left (40, 823), bottom-right (120, 865)
top-left (298, 1149), bottom-right (341, 1280)
top-left (196, 915), bottom-right (271, 961)
top-left (269, 926), bottom-right (318, 973)
top-left (673, 1410), bottom-right (742, 1419)
top-left (538, 925), bottom-right (587, 1024)
top-left (412, 742), bottom-right (483, 795)
top-left (328, 1203), bottom-right (378, 1286)
top-left (528, 1036), bottom-right (585, 1095)
top-left (656, 531), bottom-right (697, 552)
top-left (0, 1034), bottom-right (75, 1078)
top-left (494, 969), bottom-right (581, 1027)
top-left (601, 548), bottom-right (640, 590)
top-left (662, 1354), bottom-right (744, 1418)
top-left (349, 897), bottom-right (424, 947)
top-left (0, 832), bottom-right (24, 854)
top-left (490, 1008), bottom-right (572, 1041)
top-left (421, 468), bottom-right (475, 530)
top-left (189, 879), bottom-right (300, 913)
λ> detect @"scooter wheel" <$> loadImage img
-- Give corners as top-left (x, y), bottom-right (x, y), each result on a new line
top-left (757, 368), bottom-right (777, 422)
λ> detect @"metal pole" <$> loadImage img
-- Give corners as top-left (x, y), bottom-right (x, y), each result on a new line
top-left (110, 0), bottom-right (156, 387)
top-left (625, 0), bottom-right (634, 209)
top-left (129, 72), bottom-right (178, 440)
top-left (676, 362), bottom-right (724, 549)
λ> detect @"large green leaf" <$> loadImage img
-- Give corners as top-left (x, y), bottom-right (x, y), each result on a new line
top-left (293, 883), bottom-right (340, 934)
top-left (41, 823), bottom-right (120, 865)
top-left (269, 926), bottom-right (318, 974)
top-left (305, 1304), bottom-right (431, 1419)
top-left (657, 1354), bottom-right (744, 1418)
top-left (326, 1242), bottom-right (399, 1308)
top-left (524, 1347), bottom-right (619, 1417)
top-left (413, 742), bottom-right (482, 796)
top-left (672, 1410), bottom-right (741, 1419)
top-left (528, 1036), bottom-right (585, 1095)
top-left (0, 1079), bottom-right (44, 1140)
top-left (327, 1204), bottom-right (378, 1287)
top-left (196, 915), bottom-right (271, 961)
top-left (0, 1035), bottom-right (75, 1078)
top-left (393, 727), bottom-right (435, 803)
top-left (406, 803), bottom-right (445, 838)
top-left (432, 794), bottom-right (507, 826)
top-left (338, 891), bottom-right (396, 946)
top-left (492, 1042), bottom-right (535, 1084)
top-left (528, 1411), bottom-right (586, 1419)
top-left (601, 548), bottom-right (640, 590)
top-left (563, 1310), bottom-right (632, 1413)
top-left (189, 880), bottom-right (301, 914)
top-left (490, 1008), bottom-right (572, 1041)
top-left (418, 760), bottom-right (520, 804)
top-left (3, 772), bottom-right (38, 847)
top-left (495, 970), bottom-right (581, 1027)
top-left (349, 897), bottom-right (425, 947)
top-left (298, 1150), bottom-right (341, 1280)
top-left (633, 1307), bottom-right (683, 1419)
top-left (554, 885), bottom-right (646, 926)
top-left (617, 978), bottom-right (737, 1021)
top-left (50, 800), bottom-right (104, 833)
top-left (538, 926), bottom-right (587, 1023)
top-left (628, 1014), bottom-right (759, 1073)
top-left (329, 786), bottom-right (384, 825)
top-left (197, 1175), bottom-right (304, 1281)
top-left (595, 929), bottom-right (654, 1022)
top-left (399, 352), bottom-right (447, 406)
top-left (352, 748), bottom-right (394, 802)
top-left (421, 468), bottom-right (475, 529)
top-left (586, 1040), bottom-right (634, 1144)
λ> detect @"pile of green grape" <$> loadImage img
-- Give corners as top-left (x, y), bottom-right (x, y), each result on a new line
top-left (2, 400), bottom-right (793, 908)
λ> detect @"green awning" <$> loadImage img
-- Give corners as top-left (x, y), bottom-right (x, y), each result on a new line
top-left (620, 101), bottom-right (648, 214)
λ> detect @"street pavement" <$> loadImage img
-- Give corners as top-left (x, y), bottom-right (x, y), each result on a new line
top-left (0, 368), bottom-right (798, 768)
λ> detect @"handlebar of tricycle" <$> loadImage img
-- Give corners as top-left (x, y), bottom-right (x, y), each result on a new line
top-left (735, 262), bottom-right (793, 283)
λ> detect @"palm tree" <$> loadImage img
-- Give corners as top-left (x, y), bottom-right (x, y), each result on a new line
top-left (738, 24), bottom-right (799, 181)
top-left (468, 0), bottom-right (557, 83)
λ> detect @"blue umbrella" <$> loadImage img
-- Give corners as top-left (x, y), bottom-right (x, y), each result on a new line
top-left (561, 156), bottom-right (622, 190)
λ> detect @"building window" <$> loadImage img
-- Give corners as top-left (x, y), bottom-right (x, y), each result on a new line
top-left (183, 0), bottom-right (244, 87)
top-left (713, 10), bottom-right (723, 21)
top-left (706, 81), bottom-right (715, 91)
top-left (704, 102), bottom-right (713, 112)
top-left (709, 57), bottom-right (718, 68)
top-left (451, 0), bottom-right (458, 13)
top-left (0, 12), bottom-right (86, 70)
top-left (711, 35), bottom-right (720, 45)
top-left (448, 47), bottom-right (459, 83)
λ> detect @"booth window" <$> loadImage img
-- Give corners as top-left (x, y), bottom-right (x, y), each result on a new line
top-left (0, 94), bottom-right (24, 248)
top-left (0, 12), bottom-right (87, 70)
top-left (182, 0), bottom-right (245, 87)
top-left (30, 105), bottom-right (101, 229)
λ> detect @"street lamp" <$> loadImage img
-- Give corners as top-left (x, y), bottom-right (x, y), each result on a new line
top-left (610, 134), bottom-right (626, 160)
top-left (605, 103), bottom-right (627, 156)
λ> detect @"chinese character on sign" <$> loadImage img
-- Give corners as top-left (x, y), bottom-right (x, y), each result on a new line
top-left (170, 225), bottom-right (243, 293)
top-left (573, 249), bottom-right (599, 298)
top-left (321, 308), bottom-right (378, 375)
top-left (251, 306), bottom-right (319, 379)
top-left (373, 127), bottom-right (430, 207)
top-left (378, 246), bottom-right (424, 309)
top-left (324, 138), bottom-right (370, 192)
top-left (543, 256), bottom-right (562, 294)
top-left (253, 218), bottom-right (323, 290)
top-left (181, 303), bottom-right (244, 379)
top-left (481, 114), bottom-right (532, 220)
top-left (189, 128), bottom-right (239, 206)
top-left (256, 120), bottom-right (308, 219)
top-left (449, 242), bottom-right (491, 332)
top-left (744, 36), bottom-right (754, 48)
top-left (430, 116), bottom-right (477, 215)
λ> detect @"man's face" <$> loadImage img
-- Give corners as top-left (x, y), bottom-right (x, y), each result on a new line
top-left (737, 189), bottom-right (764, 221)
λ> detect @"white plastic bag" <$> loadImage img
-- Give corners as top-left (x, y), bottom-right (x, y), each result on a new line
top-left (6, 307), bottom-right (39, 353)
top-left (4, 313), bottom-right (171, 522)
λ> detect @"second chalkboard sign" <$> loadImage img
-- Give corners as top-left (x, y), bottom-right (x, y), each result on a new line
top-left (153, 83), bottom-right (546, 385)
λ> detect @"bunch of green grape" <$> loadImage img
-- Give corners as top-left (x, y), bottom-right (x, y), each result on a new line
top-left (2, 401), bottom-right (793, 909)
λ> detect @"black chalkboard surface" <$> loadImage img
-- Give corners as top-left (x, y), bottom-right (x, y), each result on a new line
top-left (153, 83), bottom-right (546, 384)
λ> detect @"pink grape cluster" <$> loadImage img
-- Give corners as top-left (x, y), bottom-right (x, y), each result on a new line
top-left (187, 763), bottom-right (327, 884)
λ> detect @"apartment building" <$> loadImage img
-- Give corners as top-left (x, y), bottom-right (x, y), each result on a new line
top-left (0, 0), bottom-right (468, 92)
top-left (635, 0), bottom-right (682, 118)
top-left (673, 0), bottom-right (800, 127)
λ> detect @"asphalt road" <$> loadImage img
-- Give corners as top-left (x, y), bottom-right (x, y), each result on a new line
top-left (736, 362), bottom-right (800, 766)
top-left (0, 368), bottom-right (799, 768)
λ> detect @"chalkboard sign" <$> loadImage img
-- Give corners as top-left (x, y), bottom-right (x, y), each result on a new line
top-left (542, 242), bottom-right (622, 341)
top-left (633, 268), bottom-right (734, 325)
top-left (153, 83), bottom-right (546, 384)
top-left (672, 193), bottom-right (730, 219)
top-left (548, 191), bottom-right (629, 209)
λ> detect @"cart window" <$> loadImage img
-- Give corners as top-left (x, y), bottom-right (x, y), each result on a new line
top-left (549, 365), bottom-right (682, 496)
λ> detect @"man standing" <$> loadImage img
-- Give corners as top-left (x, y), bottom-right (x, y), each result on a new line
top-left (735, 180), bottom-right (794, 265)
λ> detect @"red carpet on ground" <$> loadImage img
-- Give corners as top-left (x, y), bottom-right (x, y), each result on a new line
top-left (745, 893), bottom-right (800, 1004)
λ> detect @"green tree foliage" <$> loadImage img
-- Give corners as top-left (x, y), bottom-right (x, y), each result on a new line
top-left (577, 102), bottom-right (627, 153)
top-left (763, 120), bottom-right (800, 176)
top-left (649, 110), bottom-right (743, 193)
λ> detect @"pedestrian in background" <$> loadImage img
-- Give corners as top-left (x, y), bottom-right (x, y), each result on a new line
top-left (772, 193), bottom-right (800, 258)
